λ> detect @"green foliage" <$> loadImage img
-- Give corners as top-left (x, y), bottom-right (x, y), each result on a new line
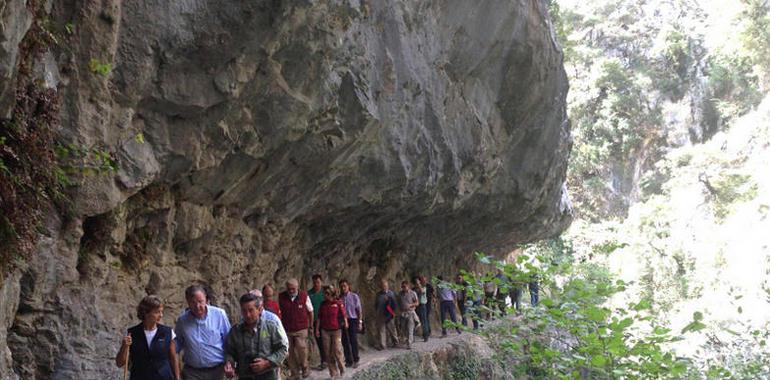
top-left (690, 290), bottom-right (770, 378)
top-left (556, 0), bottom-right (768, 220)
top-left (562, 0), bottom-right (670, 219)
top-left (546, 0), bottom-right (579, 62)
top-left (448, 355), bottom-right (482, 380)
top-left (546, 2), bottom-right (770, 378)
top-left (465, 245), bottom-right (694, 379)
top-left (55, 143), bottom-right (118, 176)
top-left (705, 53), bottom-right (763, 123)
top-left (462, 242), bottom-right (770, 379)
top-left (707, 172), bottom-right (758, 220)
top-left (89, 58), bottom-right (112, 76)
top-left (656, 26), bottom-right (695, 100)
top-left (739, 0), bottom-right (770, 75)
top-left (352, 352), bottom-right (437, 380)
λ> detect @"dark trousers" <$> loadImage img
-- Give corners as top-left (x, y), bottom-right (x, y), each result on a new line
top-left (496, 292), bottom-right (508, 314)
top-left (510, 287), bottom-right (522, 311)
top-left (416, 304), bottom-right (429, 339)
top-left (341, 318), bottom-right (360, 364)
top-left (424, 301), bottom-right (433, 335)
top-left (240, 370), bottom-right (278, 380)
top-left (314, 332), bottom-right (326, 364)
top-left (439, 300), bottom-right (458, 335)
top-left (484, 293), bottom-right (495, 319)
top-left (458, 300), bottom-right (468, 327)
top-left (471, 300), bottom-right (481, 329)
top-left (529, 282), bottom-right (539, 306)
top-left (181, 364), bottom-right (224, 380)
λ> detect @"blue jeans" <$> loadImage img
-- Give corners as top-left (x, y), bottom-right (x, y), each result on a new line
top-left (529, 281), bottom-right (539, 306)
top-left (439, 301), bottom-right (458, 335)
top-left (416, 304), bottom-right (429, 340)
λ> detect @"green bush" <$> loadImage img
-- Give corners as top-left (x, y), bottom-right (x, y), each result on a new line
top-left (447, 247), bottom-right (692, 379)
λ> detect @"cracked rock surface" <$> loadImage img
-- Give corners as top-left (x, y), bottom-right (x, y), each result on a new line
top-left (0, 0), bottom-right (570, 378)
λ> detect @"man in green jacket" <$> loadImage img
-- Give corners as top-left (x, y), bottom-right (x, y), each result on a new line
top-left (307, 274), bottom-right (326, 370)
top-left (224, 293), bottom-right (289, 380)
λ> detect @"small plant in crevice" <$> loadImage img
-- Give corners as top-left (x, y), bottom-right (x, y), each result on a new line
top-left (88, 58), bottom-right (112, 76)
top-left (55, 143), bottom-right (118, 177)
top-left (64, 22), bottom-right (75, 36)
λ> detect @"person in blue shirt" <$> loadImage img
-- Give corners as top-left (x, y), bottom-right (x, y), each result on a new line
top-left (175, 285), bottom-right (231, 380)
top-left (436, 275), bottom-right (461, 337)
top-left (249, 289), bottom-right (283, 325)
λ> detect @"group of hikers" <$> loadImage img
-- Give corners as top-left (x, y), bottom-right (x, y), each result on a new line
top-left (115, 271), bottom-right (539, 380)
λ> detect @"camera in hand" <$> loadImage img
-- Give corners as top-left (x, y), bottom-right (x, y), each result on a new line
top-left (244, 353), bottom-right (270, 374)
top-left (244, 352), bottom-right (259, 364)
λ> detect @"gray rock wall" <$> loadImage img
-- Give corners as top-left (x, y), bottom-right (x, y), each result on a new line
top-left (0, 0), bottom-right (570, 378)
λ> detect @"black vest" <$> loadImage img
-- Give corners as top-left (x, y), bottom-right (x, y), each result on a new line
top-left (127, 323), bottom-right (173, 380)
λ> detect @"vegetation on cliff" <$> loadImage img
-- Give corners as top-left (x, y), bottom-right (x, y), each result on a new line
top-left (0, 5), bottom-right (65, 278)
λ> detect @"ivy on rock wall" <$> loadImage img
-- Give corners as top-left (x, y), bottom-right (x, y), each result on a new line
top-left (0, 6), bottom-right (65, 278)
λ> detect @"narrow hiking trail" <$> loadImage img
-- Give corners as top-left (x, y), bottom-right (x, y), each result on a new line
top-left (305, 330), bottom-right (469, 380)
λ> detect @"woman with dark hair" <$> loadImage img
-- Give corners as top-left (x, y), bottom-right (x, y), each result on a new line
top-left (116, 295), bottom-right (181, 380)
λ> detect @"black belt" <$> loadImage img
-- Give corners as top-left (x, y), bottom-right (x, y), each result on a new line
top-left (185, 363), bottom-right (224, 370)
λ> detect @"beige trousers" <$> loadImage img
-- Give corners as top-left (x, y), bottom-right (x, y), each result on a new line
top-left (286, 329), bottom-right (308, 380)
top-left (322, 329), bottom-right (345, 377)
top-left (377, 315), bottom-right (399, 349)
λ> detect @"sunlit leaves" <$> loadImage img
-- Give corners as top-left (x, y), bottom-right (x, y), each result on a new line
top-left (681, 312), bottom-right (707, 334)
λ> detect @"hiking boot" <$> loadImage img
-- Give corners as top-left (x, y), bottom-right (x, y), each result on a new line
top-left (314, 363), bottom-right (327, 371)
top-left (353, 361), bottom-right (359, 368)
top-left (345, 362), bottom-right (353, 368)
top-left (302, 370), bottom-right (310, 378)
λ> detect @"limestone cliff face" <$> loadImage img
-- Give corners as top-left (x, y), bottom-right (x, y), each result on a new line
top-left (0, 0), bottom-right (570, 378)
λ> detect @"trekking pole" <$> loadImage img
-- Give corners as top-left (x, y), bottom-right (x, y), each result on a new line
top-left (123, 338), bottom-right (130, 380)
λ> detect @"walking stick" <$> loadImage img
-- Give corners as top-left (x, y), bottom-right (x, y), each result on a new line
top-left (123, 337), bottom-right (130, 380)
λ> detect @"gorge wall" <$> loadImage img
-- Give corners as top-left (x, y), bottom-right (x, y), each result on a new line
top-left (0, 0), bottom-right (571, 378)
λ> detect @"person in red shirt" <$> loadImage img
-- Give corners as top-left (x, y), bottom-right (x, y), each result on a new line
top-left (315, 285), bottom-right (348, 379)
top-left (262, 284), bottom-right (282, 319)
